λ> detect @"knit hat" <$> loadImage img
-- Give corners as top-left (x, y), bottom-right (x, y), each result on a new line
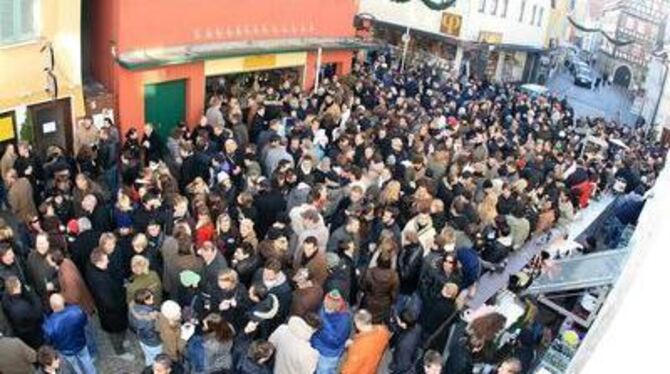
top-left (180, 270), bottom-right (201, 288)
top-left (326, 252), bottom-right (340, 270)
top-left (161, 300), bottom-right (182, 321)
top-left (66, 219), bottom-right (79, 235)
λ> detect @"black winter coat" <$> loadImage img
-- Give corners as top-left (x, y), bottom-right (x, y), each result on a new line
top-left (397, 244), bottom-right (423, 295)
top-left (86, 264), bottom-right (128, 332)
top-left (69, 230), bottom-right (101, 275)
top-left (390, 324), bottom-right (423, 374)
top-left (1, 289), bottom-right (44, 348)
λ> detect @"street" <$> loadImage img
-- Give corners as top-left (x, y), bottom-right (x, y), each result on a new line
top-left (546, 69), bottom-right (638, 126)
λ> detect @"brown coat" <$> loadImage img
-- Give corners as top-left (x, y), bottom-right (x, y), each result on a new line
top-left (158, 315), bottom-right (187, 361)
top-left (362, 268), bottom-right (399, 323)
top-left (0, 336), bottom-right (36, 374)
top-left (8, 177), bottom-right (37, 221)
top-left (535, 209), bottom-right (556, 234)
top-left (293, 250), bottom-right (328, 287)
top-left (290, 285), bottom-right (324, 317)
top-left (58, 258), bottom-right (96, 315)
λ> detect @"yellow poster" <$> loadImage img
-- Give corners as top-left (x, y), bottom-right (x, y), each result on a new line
top-left (0, 114), bottom-right (15, 142)
top-left (243, 54), bottom-right (278, 70)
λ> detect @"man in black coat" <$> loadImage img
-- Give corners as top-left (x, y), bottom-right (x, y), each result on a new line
top-left (0, 276), bottom-right (43, 348)
top-left (68, 218), bottom-right (101, 276)
top-left (390, 308), bottom-right (423, 374)
top-left (85, 248), bottom-right (130, 356)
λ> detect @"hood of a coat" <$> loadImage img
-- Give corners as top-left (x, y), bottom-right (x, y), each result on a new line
top-left (287, 316), bottom-right (315, 341)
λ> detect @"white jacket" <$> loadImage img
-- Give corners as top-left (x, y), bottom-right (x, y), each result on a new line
top-left (269, 316), bottom-right (318, 374)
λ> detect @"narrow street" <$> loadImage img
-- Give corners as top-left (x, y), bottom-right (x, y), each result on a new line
top-left (546, 69), bottom-right (638, 126)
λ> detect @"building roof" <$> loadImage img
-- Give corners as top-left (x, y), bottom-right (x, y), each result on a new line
top-left (116, 37), bottom-right (380, 70)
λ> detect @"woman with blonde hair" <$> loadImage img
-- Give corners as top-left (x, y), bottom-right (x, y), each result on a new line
top-left (239, 218), bottom-right (258, 250)
top-left (379, 180), bottom-right (402, 207)
top-left (478, 193), bottom-right (499, 226)
top-left (0, 143), bottom-right (16, 182)
top-left (126, 255), bottom-right (162, 304)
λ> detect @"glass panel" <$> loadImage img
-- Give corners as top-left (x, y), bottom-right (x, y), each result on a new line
top-left (20, 0), bottom-right (34, 35)
top-left (0, 0), bottom-right (16, 42)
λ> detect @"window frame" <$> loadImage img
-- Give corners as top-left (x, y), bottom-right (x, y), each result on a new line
top-left (490, 0), bottom-right (499, 15)
top-left (519, 0), bottom-right (527, 22)
top-left (530, 4), bottom-right (538, 25)
top-left (537, 6), bottom-right (544, 26)
top-left (0, 0), bottom-right (38, 47)
top-left (501, 0), bottom-right (509, 17)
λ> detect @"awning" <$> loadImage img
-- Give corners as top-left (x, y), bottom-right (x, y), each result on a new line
top-left (116, 37), bottom-right (381, 71)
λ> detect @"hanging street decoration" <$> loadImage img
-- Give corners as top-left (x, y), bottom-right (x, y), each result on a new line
top-left (567, 16), bottom-right (634, 47)
top-left (390, 0), bottom-right (457, 11)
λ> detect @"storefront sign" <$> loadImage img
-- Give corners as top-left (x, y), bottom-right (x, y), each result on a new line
top-left (0, 112), bottom-right (16, 142)
top-left (243, 54), bottom-right (278, 70)
top-left (440, 13), bottom-right (462, 37)
top-left (478, 31), bottom-right (503, 44)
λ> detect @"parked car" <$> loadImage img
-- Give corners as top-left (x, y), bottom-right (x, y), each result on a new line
top-left (520, 83), bottom-right (549, 97)
top-left (574, 68), bottom-right (593, 88)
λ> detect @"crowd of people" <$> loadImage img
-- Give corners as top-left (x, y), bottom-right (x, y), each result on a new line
top-left (0, 48), bottom-right (665, 374)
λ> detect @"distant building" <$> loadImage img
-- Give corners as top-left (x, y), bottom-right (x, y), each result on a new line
top-left (358, 0), bottom-right (552, 83)
top-left (596, 0), bottom-right (667, 89)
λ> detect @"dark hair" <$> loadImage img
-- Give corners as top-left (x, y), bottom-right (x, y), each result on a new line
top-left (203, 313), bottom-right (235, 342)
top-left (377, 251), bottom-right (392, 269)
top-left (133, 288), bottom-right (154, 305)
top-left (248, 340), bottom-right (275, 363)
top-left (303, 312), bottom-right (322, 330)
top-left (251, 282), bottom-right (269, 300)
top-left (153, 354), bottom-right (174, 371)
top-left (37, 345), bottom-right (59, 368)
top-left (49, 249), bottom-right (65, 265)
top-left (264, 258), bottom-right (282, 273)
top-left (303, 236), bottom-right (318, 247)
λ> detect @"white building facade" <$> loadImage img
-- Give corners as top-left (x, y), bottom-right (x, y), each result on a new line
top-left (358, 0), bottom-right (551, 82)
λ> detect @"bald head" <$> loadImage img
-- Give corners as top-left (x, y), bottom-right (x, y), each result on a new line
top-left (49, 293), bottom-right (65, 312)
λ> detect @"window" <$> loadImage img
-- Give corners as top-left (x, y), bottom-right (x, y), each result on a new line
top-left (490, 0), bottom-right (499, 15)
top-left (0, 0), bottom-right (36, 46)
top-left (501, 0), bottom-right (509, 17)
top-left (519, 0), bottom-right (527, 22)
top-left (479, 0), bottom-right (487, 12)
top-left (537, 7), bottom-right (544, 26)
top-left (530, 4), bottom-right (537, 25)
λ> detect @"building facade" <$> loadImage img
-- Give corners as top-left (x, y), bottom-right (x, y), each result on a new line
top-left (596, 0), bottom-right (667, 89)
top-left (89, 0), bottom-right (361, 138)
top-left (358, 0), bottom-right (551, 83)
top-left (0, 0), bottom-right (85, 154)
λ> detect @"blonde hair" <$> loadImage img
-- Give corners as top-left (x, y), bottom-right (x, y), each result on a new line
top-left (380, 180), bottom-right (402, 205)
top-left (217, 268), bottom-right (239, 285)
top-left (131, 255), bottom-right (150, 275)
top-left (116, 192), bottom-right (132, 211)
top-left (478, 193), bottom-right (498, 225)
top-left (132, 233), bottom-right (148, 250)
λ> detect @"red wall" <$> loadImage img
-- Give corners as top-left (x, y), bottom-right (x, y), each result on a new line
top-left (90, 0), bottom-right (118, 93)
top-left (117, 0), bottom-right (357, 52)
top-left (116, 62), bottom-right (205, 137)
top-left (304, 50), bottom-right (353, 90)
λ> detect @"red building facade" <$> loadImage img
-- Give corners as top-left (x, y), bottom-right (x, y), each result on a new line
top-left (90, 0), bottom-right (360, 137)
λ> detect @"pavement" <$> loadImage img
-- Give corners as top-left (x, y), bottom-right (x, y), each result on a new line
top-left (545, 69), bottom-right (638, 126)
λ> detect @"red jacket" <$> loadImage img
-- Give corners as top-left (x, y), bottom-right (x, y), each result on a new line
top-left (572, 181), bottom-right (596, 209)
top-left (195, 222), bottom-right (215, 248)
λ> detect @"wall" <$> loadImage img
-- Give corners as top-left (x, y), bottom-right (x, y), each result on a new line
top-left (116, 0), bottom-right (357, 53)
top-left (0, 0), bottom-right (85, 122)
top-left (116, 62), bottom-right (205, 136)
top-left (303, 50), bottom-right (354, 90)
top-left (545, 0), bottom-right (569, 46)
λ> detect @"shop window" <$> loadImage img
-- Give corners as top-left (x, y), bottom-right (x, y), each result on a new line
top-left (0, 0), bottom-right (37, 46)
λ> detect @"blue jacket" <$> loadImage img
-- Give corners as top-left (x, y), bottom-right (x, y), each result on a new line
top-left (43, 305), bottom-right (87, 354)
top-left (311, 307), bottom-right (352, 357)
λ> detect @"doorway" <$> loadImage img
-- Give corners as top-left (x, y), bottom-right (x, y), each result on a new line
top-left (144, 79), bottom-right (186, 142)
top-left (28, 98), bottom-right (74, 156)
top-left (613, 65), bottom-right (632, 88)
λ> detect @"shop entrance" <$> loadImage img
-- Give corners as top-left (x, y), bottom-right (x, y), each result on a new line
top-left (144, 79), bottom-right (186, 141)
top-left (205, 67), bottom-right (301, 103)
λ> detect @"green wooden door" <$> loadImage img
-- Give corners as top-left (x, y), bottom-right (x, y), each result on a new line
top-left (144, 79), bottom-right (186, 142)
